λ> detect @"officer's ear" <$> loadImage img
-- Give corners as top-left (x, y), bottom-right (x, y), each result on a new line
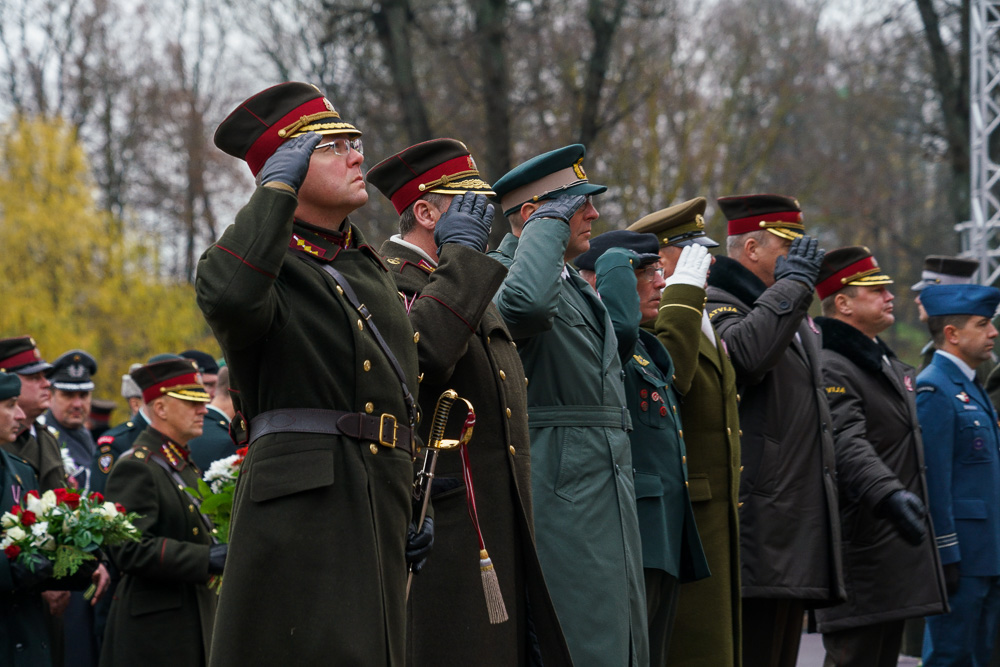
top-left (834, 291), bottom-right (852, 316)
top-left (149, 397), bottom-right (168, 420)
top-left (412, 199), bottom-right (440, 232)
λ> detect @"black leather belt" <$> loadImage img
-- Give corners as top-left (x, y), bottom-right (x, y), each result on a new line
top-left (249, 408), bottom-right (414, 456)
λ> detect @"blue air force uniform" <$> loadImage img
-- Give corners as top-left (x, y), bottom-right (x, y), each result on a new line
top-left (917, 284), bottom-right (1000, 665)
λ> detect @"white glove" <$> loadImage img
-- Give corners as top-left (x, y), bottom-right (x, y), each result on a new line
top-left (665, 244), bottom-right (712, 288)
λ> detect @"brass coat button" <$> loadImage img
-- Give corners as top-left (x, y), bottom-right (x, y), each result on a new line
top-left (413, 332), bottom-right (420, 343)
top-left (499, 370), bottom-right (506, 380)
top-left (357, 319), bottom-right (364, 330)
top-left (370, 444), bottom-right (379, 454)
top-left (727, 427), bottom-right (732, 435)
top-left (506, 408), bottom-right (512, 418)
top-left (509, 446), bottom-right (516, 455)
top-left (365, 402), bottom-right (374, 414)
top-left (363, 360), bottom-right (371, 371)
top-left (193, 527), bottom-right (199, 536)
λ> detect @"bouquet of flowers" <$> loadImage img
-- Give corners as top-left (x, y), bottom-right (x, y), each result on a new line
top-left (1, 488), bottom-right (142, 581)
top-left (187, 447), bottom-right (247, 545)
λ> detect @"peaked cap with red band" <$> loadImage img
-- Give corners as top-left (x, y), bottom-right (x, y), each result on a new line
top-left (717, 193), bottom-right (805, 240)
top-left (132, 359), bottom-right (211, 404)
top-left (367, 138), bottom-right (495, 214)
top-left (215, 82), bottom-right (361, 176)
top-left (815, 245), bottom-right (894, 300)
top-left (0, 336), bottom-right (52, 375)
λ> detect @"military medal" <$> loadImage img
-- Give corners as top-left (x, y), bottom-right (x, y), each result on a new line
top-left (957, 391), bottom-right (970, 403)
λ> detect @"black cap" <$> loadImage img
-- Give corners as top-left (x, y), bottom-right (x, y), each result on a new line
top-left (179, 350), bottom-right (219, 375)
top-left (47, 350), bottom-right (97, 392)
top-left (574, 230), bottom-right (661, 272)
top-left (0, 337), bottom-right (52, 375)
top-left (132, 359), bottom-right (211, 404)
top-left (911, 255), bottom-right (980, 291)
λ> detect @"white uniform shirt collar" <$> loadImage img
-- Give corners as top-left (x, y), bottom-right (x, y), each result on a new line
top-left (935, 349), bottom-right (976, 381)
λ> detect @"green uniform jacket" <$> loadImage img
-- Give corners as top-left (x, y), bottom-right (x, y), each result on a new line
top-left (196, 186), bottom-right (420, 666)
top-left (381, 239), bottom-right (572, 667)
top-left (2, 420), bottom-right (66, 492)
top-left (0, 450), bottom-right (51, 667)
top-left (594, 251), bottom-right (709, 583)
top-left (100, 427), bottom-right (216, 667)
top-left (90, 412), bottom-right (149, 495)
top-left (707, 258), bottom-right (843, 604)
top-left (650, 285), bottom-right (742, 667)
top-left (188, 407), bottom-right (235, 472)
top-left (490, 224), bottom-right (647, 667)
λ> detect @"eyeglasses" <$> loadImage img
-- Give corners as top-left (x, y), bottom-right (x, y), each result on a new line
top-left (636, 266), bottom-right (665, 282)
top-left (313, 137), bottom-right (364, 156)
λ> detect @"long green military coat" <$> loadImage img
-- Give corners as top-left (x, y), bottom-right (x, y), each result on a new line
top-left (650, 284), bottom-right (743, 667)
top-left (381, 238), bottom-right (571, 666)
top-left (101, 428), bottom-right (217, 667)
top-left (2, 420), bottom-right (66, 492)
top-left (196, 186), bottom-right (420, 666)
top-left (491, 222), bottom-right (647, 667)
top-left (0, 449), bottom-right (51, 667)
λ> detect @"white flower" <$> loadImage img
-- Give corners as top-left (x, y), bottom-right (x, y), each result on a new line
top-left (204, 454), bottom-right (240, 494)
top-left (0, 536), bottom-right (10, 549)
top-left (0, 512), bottom-right (18, 529)
top-left (26, 490), bottom-right (57, 515)
top-left (40, 490), bottom-right (57, 512)
top-left (5, 526), bottom-right (26, 542)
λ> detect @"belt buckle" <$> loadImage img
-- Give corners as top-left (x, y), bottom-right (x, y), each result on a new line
top-left (378, 413), bottom-right (397, 448)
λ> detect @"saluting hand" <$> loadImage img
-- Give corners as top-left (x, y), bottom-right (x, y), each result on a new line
top-left (258, 131), bottom-right (323, 192)
top-left (665, 244), bottom-right (712, 289)
top-left (434, 192), bottom-right (494, 254)
top-left (526, 193), bottom-right (588, 226)
top-left (774, 235), bottom-right (825, 288)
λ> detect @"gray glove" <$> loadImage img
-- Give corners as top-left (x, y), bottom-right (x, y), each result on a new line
top-left (875, 489), bottom-right (926, 546)
top-left (208, 543), bottom-right (228, 575)
top-left (258, 132), bottom-right (322, 191)
top-left (773, 235), bottom-right (824, 288)
top-left (434, 192), bottom-right (494, 254)
top-left (526, 194), bottom-right (588, 226)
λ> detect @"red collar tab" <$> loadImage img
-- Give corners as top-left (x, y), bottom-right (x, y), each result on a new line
top-left (159, 441), bottom-right (191, 469)
top-left (389, 155), bottom-right (477, 214)
top-left (727, 210), bottom-right (804, 236)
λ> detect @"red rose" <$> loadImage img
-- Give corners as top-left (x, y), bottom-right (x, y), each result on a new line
top-left (20, 510), bottom-right (36, 527)
top-left (53, 488), bottom-right (68, 503)
top-left (11, 505), bottom-right (21, 517)
top-left (4, 545), bottom-right (20, 559)
top-left (90, 492), bottom-right (104, 504)
top-left (25, 490), bottom-right (38, 500)
top-left (115, 503), bottom-right (126, 514)
top-left (54, 488), bottom-right (81, 509)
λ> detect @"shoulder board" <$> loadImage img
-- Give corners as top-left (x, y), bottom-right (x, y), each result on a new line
top-left (825, 386), bottom-right (846, 394)
top-left (708, 305), bottom-right (740, 320)
top-left (126, 445), bottom-right (152, 462)
top-left (916, 386), bottom-right (937, 394)
top-left (632, 354), bottom-right (650, 367)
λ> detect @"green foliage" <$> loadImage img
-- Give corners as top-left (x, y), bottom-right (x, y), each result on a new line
top-left (52, 544), bottom-right (95, 579)
top-left (0, 114), bottom-right (218, 409)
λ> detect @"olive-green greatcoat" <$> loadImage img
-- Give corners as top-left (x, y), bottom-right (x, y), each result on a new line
top-left (490, 222), bottom-right (647, 667)
top-left (594, 251), bottom-right (710, 583)
top-left (706, 258), bottom-right (843, 604)
top-left (90, 412), bottom-right (149, 495)
top-left (2, 420), bottom-right (66, 491)
top-left (100, 427), bottom-right (216, 667)
top-left (196, 186), bottom-right (420, 666)
top-left (0, 449), bottom-right (51, 667)
top-left (380, 239), bottom-right (572, 667)
top-left (650, 284), bottom-right (743, 667)
top-left (188, 407), bottom-right (235, 472)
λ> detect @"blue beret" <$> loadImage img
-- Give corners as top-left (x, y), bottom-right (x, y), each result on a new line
top-left (0, 371), bottom-right (21, 401)
top-left (574, 230), bottom-right (661, 272)
top-left (921, 284), bottom-right (1000, 318)
top-left (492, 144), bottom-right (607, 216)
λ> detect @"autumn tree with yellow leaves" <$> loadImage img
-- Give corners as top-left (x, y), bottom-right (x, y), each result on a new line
top-left (0, 115), bottom-right (218, 412)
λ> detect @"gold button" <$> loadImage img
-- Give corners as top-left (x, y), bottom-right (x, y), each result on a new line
top-left (357, 319), bottom-right (364, 330)
top-left (193, 527), bottom-right (199, 536)
top-left (370, 443), bottom-right (379, 454)
top-left (188, 504), bottom-right (195, 513)
top-left (679, 429), bottom-right (683, 438)
top-left (212, 528), bottom-right (218, 535)
top-left (738, 502), bottom-right (744, 508)
top-left (336, 285), bottom-right (344, 295)
top-left (524, 377), bottom-right (529, 387)
top-left (487, 336), bottom-right (491, 344)
top-left (672, 374), bottom-right (676, 382)
top-left (365, 402), bottom-right (374, 414)
top-left (739, 429), bottom-right (743, 436)
top-left (512, 341), bottom-right (517, 349)
top-left (509, 446), bottom-right (516, 455)
top-left (178, 484), bottom-right (184, 490)
top-left (736, 393), bottom-right (741, 403)
top-left (672, 405), bottom-right (677, 413)
top-left (727, 427), bottom-right (732, 435)
top-left (506, 408), bottom-right (512, 418)
top-left (685, 481), bottom-right (689, 488)
top-left (682, 455), bottom-right (687, 464)
top-left (418, 373), bottom-right (424, 383)
top-left (740, 465), bottom-right (745, 472)
top-left (413, 332), bottom-right (420, 343)
top-left (363, 360), bottom-right (371, 371)
top-left (240, 419), bottom-right (246, 430)
top-left (499, 370), bottom-right (506, 380)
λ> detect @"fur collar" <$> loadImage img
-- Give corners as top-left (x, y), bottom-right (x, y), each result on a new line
top-left (707, 255), bottom-right (767, 306)
top-left (815, 316), bottom-right (895, 374)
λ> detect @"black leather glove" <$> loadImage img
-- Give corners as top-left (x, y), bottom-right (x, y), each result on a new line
top-left (10, 554), bottom-right (53, 590)
top-left (875, 489), bottom-right (927, 546)
top-left (526, 193), bottom-right (588, 226)
top-left (406, 516), bottom-right (434, 574)
top-left (943, 562), bottom-right (961, 596)
top-left (258, 132), bottom-right (322, 191)
top-left (433, 192), bottom-right (494, 254)
top-left (773, 235), bottom-right (825, 288)
top-left (208, 544), bottom-right (228, 575)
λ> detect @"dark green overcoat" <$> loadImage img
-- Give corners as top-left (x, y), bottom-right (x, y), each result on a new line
top-left (100, 427), bottom-right (216, 667)
top-left (0, 449), bottom-right (51, 667)
top-left (490, 222), bottom-right (647, 667)
top-left (651, 284), bottom-right (743, 667)
top-left (381, 238), bottom-right (572, 666)
top-left (196, 186), bottom-right (420, 666)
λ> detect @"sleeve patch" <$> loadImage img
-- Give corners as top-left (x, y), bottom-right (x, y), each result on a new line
top-left (825, 386), bottom-right (846, 394)
top-left (916, 386), bottom-right (937, 394)
top-left (708, 305), bottom-right (740, 320)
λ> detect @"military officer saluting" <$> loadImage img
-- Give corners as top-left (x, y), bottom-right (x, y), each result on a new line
top-left (367, 138), bottom-right (571, 666)
top-left (489, 145), bottom-right (648, 666)
top-left (100, 358), bottom-right (225, 667)
top-left (917, 284), bottom-right (1000, 665)
top-left (198, 82), bottom-right (424, 666)
top-left (576, 229), bottom-right (712, 664)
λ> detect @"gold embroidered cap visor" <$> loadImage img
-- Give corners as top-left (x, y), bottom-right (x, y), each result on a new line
top-left (627, 197), bottom-right (719, 248)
